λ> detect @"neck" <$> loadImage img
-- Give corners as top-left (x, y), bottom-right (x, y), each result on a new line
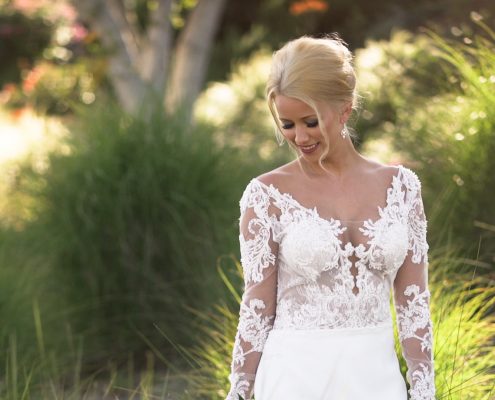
top-left (297, 138), bottom-right (365, 179)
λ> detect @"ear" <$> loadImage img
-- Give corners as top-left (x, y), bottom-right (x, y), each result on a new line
top-left (340, 101), bottom-right (353, 124)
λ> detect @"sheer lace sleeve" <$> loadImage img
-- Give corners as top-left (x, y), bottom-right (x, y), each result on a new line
top-left (226, 180), bottom-right (279, 400)
top-left (393, 169), bottom-right (435, 400)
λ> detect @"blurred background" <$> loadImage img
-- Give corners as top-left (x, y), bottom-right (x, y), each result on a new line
top-left (0, 0), bottom-right (494, 398)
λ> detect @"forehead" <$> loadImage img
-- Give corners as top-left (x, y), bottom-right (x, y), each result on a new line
top-left (274, 95), bottom-right (315, 118)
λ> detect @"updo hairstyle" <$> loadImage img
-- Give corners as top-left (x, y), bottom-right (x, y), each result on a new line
top-left (266, 34), bottom-right (359, 168)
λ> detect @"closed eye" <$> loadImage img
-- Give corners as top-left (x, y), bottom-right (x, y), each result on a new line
top-left (281, 120), bottom-right (319, 129)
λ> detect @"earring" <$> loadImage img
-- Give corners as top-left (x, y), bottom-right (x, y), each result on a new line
top-left (341, 125), bottom-right (348, 139)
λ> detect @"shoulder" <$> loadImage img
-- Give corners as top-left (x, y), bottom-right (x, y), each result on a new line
top-left (249, 160), bottom-right (297, 195)
top-left (363, 160), bottom-right (399, 182)
top-left (355, 159), bottom-right (404, 190)
top-left (256, 160), bottom-right (296, 186)
top-left (397, 164), bottom-right (423, 193)
top-left (240, 165), bottom-right (287, 210)
top-left (239, 162), bottom-right (296, 213)
top-left (363, 158), bottom-right (422, 188)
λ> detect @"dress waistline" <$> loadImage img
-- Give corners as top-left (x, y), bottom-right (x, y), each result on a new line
top-left (269, 321), bottom-right (393, 337)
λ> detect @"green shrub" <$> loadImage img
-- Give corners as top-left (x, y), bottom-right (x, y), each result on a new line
top-left (194, 49), bottom-right (293, 166)
top-left (355, 23), bottom-right (495, 264)
top-left (1, 101), bottom-right (271, 375)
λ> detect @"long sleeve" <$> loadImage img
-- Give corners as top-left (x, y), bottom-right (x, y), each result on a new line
top-left (393, 171), bottom-right (436, 400)
top-left (226, 181), bottom-right (279, 400)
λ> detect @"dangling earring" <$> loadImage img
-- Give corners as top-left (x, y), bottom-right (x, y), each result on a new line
top-left (341, 125), bottom-right (348, 139)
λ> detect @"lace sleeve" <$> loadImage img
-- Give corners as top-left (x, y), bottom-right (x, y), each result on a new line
top-left (226, 180), bottom-right (279, 400)
top-left (393, 170), bottom-right (436, 400)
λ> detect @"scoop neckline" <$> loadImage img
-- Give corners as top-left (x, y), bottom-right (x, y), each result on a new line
top-left (251, 164), bottom-right (405, 225)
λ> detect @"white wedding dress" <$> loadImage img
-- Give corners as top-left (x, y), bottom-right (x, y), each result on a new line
top-left (225, 165), bottom-right (435, 400)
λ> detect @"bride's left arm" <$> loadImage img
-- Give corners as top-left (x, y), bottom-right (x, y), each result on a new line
top-left (393, 170), bottom-right (436, 400)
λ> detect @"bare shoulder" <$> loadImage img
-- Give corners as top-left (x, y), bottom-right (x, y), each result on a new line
top-left (255, 160), bottom-right (298, 188)
top-left (358, 158), bottom-right (403, 186)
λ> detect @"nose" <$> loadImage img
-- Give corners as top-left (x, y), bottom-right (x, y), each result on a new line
top-left (294, 124), bottom-right (310, 145)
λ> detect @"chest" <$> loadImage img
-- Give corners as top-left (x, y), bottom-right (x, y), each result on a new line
top-left (268, 178), bottom-right (412, 281)
top-left (276, 213), bottom-right (409, 280)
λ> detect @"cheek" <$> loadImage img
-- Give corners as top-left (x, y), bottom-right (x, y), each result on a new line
top-left (281, 129), bottom-right (295, 141)
top-left (320, 120), bottom-right (338, 140)
top-left (315, 124), bottom-right (330, 142)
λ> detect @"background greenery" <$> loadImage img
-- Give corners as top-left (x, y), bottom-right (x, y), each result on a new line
top-left (0, 0), bottom-right (494, 398)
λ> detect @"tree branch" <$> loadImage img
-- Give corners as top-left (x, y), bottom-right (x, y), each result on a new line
top-left (105, 0), bottom-right (141, 62)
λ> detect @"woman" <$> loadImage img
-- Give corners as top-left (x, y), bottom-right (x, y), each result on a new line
top-left (225, 34), bottom-right (435, 400)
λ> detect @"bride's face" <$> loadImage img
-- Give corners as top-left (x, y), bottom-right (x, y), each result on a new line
top-left (274, 95), bottom-right (343, 158)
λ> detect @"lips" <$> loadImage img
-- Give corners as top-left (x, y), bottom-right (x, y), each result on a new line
top-left (299, 142), bottom-right (319, 154)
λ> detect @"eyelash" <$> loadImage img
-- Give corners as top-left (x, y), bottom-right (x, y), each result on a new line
top-left (281, 121), bottom-right (319, 129)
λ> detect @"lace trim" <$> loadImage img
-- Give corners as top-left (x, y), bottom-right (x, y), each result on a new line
top-left (233, 298), bottom-right (274, 364)
top-left (397, 284), bottom-right (432, 349)
top-left (397, 283), bottom-right (435, 399)
top-left (239, 180), bottom-right (277, 283)
top-left (226, 372), bottom-right (251, 400)
top-left (402, 168), bottom-right (429, 264)
top-left (239, 230), bottom-right (276, 284)
top-left (274, 279), bottom-right (391, 329)
top-left (408, 363), bottom-right (436, 400)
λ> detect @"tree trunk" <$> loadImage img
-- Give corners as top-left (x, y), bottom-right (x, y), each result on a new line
top-left (74, 0), bottom-right (147, 113)
top-left (73, 0), bottom-right (227, 116)
top-left (165, 0), bottom-right (228, 117)
top-left (140, 0), bottom-right (174, 97)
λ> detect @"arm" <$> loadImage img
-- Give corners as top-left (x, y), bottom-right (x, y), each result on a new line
top-left (226, 182), bottom-right (279, 400)
top-left (393, 172), bottom-right (436, 400)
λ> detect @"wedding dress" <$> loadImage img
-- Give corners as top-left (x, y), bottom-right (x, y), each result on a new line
top-left (225, 165), bottom-right (435, 400)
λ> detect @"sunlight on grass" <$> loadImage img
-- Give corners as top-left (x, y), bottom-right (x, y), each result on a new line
top-left (0, 107), bottom-right (68, 165)
top-left (0, 107), bottom-right (68, 228)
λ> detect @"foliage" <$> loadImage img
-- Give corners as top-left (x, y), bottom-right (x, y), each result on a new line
top-left (428, 264), bottom-right (495, 399)
top-left (354, 30), bottom-right (451, 144)
top-left (1, 303), bottom-right (189, 399)
top-left (0, 0), bottom-right (106, 114)
top-left (415, 22), bottom-right (495, 262)
top-left (178, 257), bottom-right (243, 400)
top-left (0, 10), bottom-right (52, 86)
top-left (355, 21), bottom-right (495, 265)
top-left (2, 60), bottom-right (105, 114)
top-left (38, 103), bottom-right (239, 360)
top-left (195, 49), bottom-right (294, 167)
top-left (0, 100), bottom-right (271, 382)
top-left (209, 0), bottom-right (495, 83)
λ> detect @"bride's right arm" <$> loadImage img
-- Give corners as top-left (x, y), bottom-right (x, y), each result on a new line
top-left (226, 180), bottom-right (279, 400)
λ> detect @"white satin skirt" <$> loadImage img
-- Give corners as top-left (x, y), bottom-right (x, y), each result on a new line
top-left (254, 323), bottom-right (407, 400)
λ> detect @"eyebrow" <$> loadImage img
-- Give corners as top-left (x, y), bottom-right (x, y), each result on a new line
top-left (279, 114), bottom-right (317, 121)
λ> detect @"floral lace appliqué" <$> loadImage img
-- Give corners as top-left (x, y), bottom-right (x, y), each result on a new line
top-left (226, 166), bottom-right (435, 400)
top-left (408, 363), bottom-right (436, 400)
top-left (397, 284), bottom-right (432, 345)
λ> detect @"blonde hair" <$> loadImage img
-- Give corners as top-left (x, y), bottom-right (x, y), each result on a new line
top-left (266, 34), bottom-right (360, 171)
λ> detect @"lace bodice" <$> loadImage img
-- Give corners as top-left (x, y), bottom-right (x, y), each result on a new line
top-left (226, 165), bottom-right (435, 400)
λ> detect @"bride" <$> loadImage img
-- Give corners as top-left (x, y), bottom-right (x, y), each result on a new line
top-left (225, 34), bottom-right (435, 400)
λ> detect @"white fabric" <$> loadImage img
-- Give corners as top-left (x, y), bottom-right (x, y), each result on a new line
top-left (226, 165), bottom-right (435, 400)
top-left (254, 324), bottom-right (407, 399)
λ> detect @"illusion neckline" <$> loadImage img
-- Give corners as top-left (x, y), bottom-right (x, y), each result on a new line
top-left (252, 164), bottom-right (405, 227)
